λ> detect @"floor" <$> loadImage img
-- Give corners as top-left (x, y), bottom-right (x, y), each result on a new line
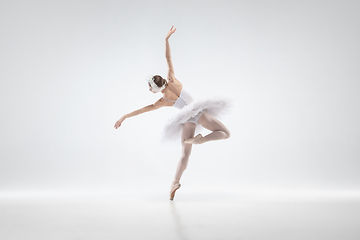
top-left (1, 189), bottom-right (360, 240)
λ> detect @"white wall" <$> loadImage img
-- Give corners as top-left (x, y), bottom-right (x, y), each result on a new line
top-left (1, 0), bottom-right (359, 193)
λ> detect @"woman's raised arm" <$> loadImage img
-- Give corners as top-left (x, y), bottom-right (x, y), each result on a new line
top-left (165, 26), bottom-right (176, 81)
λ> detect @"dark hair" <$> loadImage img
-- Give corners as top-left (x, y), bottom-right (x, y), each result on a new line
top-left (153, 75), bottom-right (166, 87)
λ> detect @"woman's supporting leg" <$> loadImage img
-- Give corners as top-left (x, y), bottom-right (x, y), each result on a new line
top-left (185, 112), bottom-right (230, 144)
top-left (172, 122), bottom-right (196, 184)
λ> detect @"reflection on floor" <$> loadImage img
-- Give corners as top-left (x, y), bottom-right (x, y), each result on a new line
top-left (1, 189), bottom-right (360, 240)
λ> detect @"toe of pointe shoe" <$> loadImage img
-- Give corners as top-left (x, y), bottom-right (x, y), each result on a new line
top-left (169, 183), bottom-right (181, 201)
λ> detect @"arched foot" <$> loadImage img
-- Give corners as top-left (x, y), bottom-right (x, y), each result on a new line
top-left (184, 134), bottom-right (203, 144)
top-left (170, 182), bottom-right (181, 201)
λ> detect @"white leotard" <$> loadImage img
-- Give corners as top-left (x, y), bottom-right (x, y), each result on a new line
top-left (163, 88), bottom-right (194, 109)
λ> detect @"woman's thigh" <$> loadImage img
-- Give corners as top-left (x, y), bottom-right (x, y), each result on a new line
top-left (198, 112), bottom-right (230, 135)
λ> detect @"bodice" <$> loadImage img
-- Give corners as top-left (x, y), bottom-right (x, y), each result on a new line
top-left (163, 88), bottom-right (194, 109)
top-left (173, 89), bottom-right (194, 109)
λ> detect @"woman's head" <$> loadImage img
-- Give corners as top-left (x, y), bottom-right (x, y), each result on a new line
top-left (147, 75), bottom-right (167, 93)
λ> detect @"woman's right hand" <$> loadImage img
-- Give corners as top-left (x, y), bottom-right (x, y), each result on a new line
top-left (114, 117), bottom-right (125, 129)
top-left (165, 25), bottom-right (176, 41)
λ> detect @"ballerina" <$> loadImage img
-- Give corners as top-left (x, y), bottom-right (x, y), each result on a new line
top-left (114, 26), bottom-right (231, 201)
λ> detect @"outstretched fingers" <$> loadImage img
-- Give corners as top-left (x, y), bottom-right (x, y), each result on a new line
top-left (170, 25), bottom-right (176, 33)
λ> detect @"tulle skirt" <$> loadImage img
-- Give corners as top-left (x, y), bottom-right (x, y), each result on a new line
top-left (161, 96), bottom-right (233, 143)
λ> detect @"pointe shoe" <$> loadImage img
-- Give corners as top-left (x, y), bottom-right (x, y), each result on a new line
top-left (169, 182), bottom-right (181, 201)
top-left (184, 134), bottom-right (203, 144)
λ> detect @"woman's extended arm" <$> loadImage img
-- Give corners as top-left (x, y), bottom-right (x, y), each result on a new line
top-left (165, 26), bottom-right (176, 81)
top-left (114, 98), bottom-right (166, 129)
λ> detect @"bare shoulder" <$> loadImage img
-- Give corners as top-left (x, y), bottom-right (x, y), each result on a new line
top-left (167, 74), bottom-right (183, 87)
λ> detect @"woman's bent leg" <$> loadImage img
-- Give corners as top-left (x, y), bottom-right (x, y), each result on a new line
top-left (194, 112), bottom-right (230, 144)
top-left (173, 122), bottom-right (196, 183)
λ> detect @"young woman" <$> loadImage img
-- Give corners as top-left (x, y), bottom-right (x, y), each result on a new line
top-left (114, 26), bottom-right (231, 201)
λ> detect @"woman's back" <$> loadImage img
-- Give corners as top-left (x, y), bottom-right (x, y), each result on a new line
top-left (162, 77), bottom-right (183, 104)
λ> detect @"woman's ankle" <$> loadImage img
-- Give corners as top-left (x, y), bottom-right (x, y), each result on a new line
top-left (172, 180), bottom-right (180, 185)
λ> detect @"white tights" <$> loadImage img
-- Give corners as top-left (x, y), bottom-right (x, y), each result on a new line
top-left (172, 112), bottom-right (230, 184)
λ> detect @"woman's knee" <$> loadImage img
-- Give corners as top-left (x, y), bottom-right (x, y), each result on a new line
top-left (181, 150), bottom-right (191, 160)
top-left (219, 127), bottom-right (230, 139)
top-left (225, 129), bottom-right (231, 139)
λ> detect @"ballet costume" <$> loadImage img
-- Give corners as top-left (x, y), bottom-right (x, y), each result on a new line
top-left (161, 88), bottom-right (232, 143)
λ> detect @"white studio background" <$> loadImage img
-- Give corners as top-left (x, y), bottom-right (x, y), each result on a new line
top-left (0, 0), bottom-right (359, 194)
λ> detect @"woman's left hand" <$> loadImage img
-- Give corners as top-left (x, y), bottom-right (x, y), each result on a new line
top-left (165, 25), bottom-right (176, 41)
top-left (114, 117), bottom-right (125, 129)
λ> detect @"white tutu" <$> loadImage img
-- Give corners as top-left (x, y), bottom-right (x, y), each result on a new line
top-left (161, 96), bottom-right (233, 143)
